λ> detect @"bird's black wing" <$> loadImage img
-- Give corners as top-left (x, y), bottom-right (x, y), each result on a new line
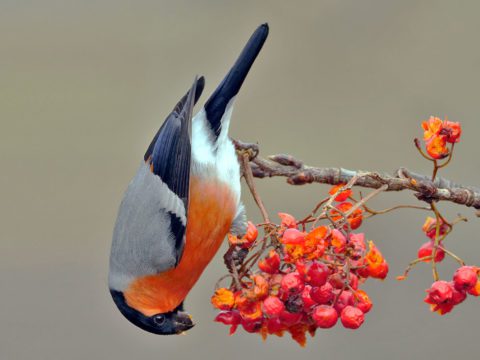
top-left (144, 76), bottom-right (204, 263)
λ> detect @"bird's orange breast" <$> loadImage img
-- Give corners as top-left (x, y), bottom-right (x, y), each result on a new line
top-left (124, 175), bottom-right (236, 316)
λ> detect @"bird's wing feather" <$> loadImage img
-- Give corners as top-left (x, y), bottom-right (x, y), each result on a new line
top-left (148, 77), bottom-right (203, 264)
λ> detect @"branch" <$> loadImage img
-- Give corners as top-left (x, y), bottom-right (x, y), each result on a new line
top-left (233, 140), bottom-right (480, 211)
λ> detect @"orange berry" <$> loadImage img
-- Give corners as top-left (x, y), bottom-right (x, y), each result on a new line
top-left (329, 184), bottom-right (353, 202)
top-left (244, 221), bottom-right (258, 243)
top-left (211, 288), bottom-right (235, 310)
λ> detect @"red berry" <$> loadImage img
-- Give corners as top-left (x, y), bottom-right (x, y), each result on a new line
top-left (349, 273), bottom-right (359, 290)
top-left (355, 290), bottom-right (373, 314)
top-left (329, 184), bottom-right (353, 202)
top-left (417, 241), bottom-right (445, 263)
top-left (312, 305), bottom-right (338, 328)
top-left (329, 272), bottom-right (345, 289)
top-left (306, 261), bottom-right (329, 287)
top-left (241, 318), bottom-right (263, 333)
top-left (281, 272), bottom-right (305, 294)
top-left (215, 311), bottom-right (242, 335)
top-left (301, 285), bottom-right (317, 310)
top-left (432, 302), bottom-right (454, 315)
top-left (334, 290), bottom-right (354, 313)
top-left (450, 285), bottom-right (467, 305)
top-left (368, 260), bottom-right (389, 280)
top-left (425, 280), bottom-right (453, 304)
top-left (279, 310), bottom-right (302, 326)
top-left (266, 317), bottom-right (284, 334)
top-left (354, 259), bottom-right (370, 279)
top-left (310, 282), bottom-right (334, 304)
top-left (263, 296), bottom-right (285, 317)
top-left (214, 310), bottom-right (241, 325)
top-left (422, 217), bottom-right (449, 240)
top-left (341, 306), bottom-right (365, 329)
top-left (453, 266), bottom-right (478, 291)
top-left (258, 250), bottom-right (281, 274)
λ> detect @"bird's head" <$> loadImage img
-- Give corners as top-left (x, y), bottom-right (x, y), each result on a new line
top-left (110, 290), bottom-right (194, 335)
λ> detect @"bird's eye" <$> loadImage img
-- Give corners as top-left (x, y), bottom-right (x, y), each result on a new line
top-left (153, 314), bottom-right (165, 325)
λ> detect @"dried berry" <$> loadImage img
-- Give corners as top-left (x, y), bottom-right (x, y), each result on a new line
top-left (312, 305), bottom-right (338, 329)
top-left (341, 306), bottom-right (365, 329)
top-left (453, 266), bottom-right (478, 292)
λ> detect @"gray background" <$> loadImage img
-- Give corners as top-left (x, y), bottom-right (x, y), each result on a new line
top-left (2, 1), bottom-right (480, 359)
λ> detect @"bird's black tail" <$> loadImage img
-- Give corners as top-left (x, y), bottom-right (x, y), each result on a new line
top-left (204, 23), bottom-right (269, 139)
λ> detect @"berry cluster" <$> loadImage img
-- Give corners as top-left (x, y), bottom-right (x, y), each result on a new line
top-left (416, 217), bottom-right (449, 263)
top-left (425, 266), bottom-right (480, 315)
top-left (399, 118), bottom-right (479, 315)
top-left (421, 116), bottom-right (461, 159)
top-left (212, 194), bottom-right (388, 346)
top-left (211, 116), bottom-right (473, 346)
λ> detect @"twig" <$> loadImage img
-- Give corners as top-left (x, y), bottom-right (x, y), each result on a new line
top-left (234, 141), bottom-right (480, 211)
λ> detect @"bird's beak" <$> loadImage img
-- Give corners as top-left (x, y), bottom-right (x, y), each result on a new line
top-left (174, 311), bottom-right (195, 333)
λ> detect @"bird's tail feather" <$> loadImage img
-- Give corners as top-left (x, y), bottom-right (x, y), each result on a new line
top-left (203, 23), bottom-right (269, 139)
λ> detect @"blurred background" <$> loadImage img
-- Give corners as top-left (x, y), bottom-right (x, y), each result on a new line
top-left (1, 1), bottom-right (480, 359)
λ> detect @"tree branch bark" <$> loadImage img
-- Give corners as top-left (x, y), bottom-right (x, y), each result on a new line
top-left (233, 140), bottom-right (480, 212)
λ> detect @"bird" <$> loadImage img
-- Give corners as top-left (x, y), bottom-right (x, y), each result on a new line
top-left (108, 23), bottom-right (269, 335)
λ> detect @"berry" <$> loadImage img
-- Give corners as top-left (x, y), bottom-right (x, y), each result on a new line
top-left (329, 184), bottom-right (353, 202)
top-left (244, 221), bottom-right (258, 243)
top-left (422, 216), bottom-right (448, 240)
top-left (214, 311), bottom-right (241, 325)
top-left (281, 272), bottom-right (305, 294)
top-left (312, 305), bottom-right (338, 328)
top-left (355, 290), bottom-right (373, 314)
top-left (215, 311), bottom-right (242, 335)
top-left (329, 272), bottom-right (345, 289)
top-left (341, 306), bottom-right (365, 329)
top-left (310, 282), bottom-right (334, 304)
top-left (301, 285), bottom-right (317, 310)
top-left (266, 317), bottom-right (284, 334)
top-left (450, 285), bottom-right (467, 305)
top-left (334, 290), bottom-right (354, 313)
top-left (453, 266), bottom-right (478, 291)
top-left (258, 250), bottom-right (281, 274)
top-left (417, 241), bottom-right (445, 263)
top-left (279, 310), bottom-right (303, 326)
top-left (349, 273), bottom-right (359, 290)
top-left (241, 318), bottom-right (263, 333)
top-left (425, 281), bottom-right (453, 304)
top-left (211, 288), bottom-right (235, 310)
top-left (306, 261), bottom-right (329, 287)
top-left (263, 296), bottom-right (285, 317)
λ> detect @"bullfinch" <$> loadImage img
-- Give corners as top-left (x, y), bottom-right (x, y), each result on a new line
top-left (108, 24), bottom-right (269, 335)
